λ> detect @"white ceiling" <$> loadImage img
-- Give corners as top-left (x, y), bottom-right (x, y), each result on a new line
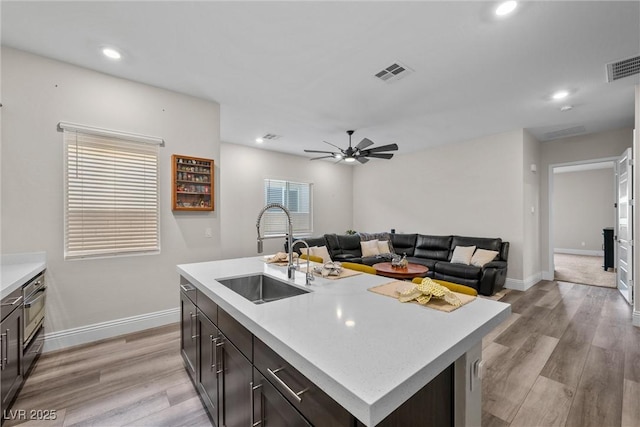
top-left (2, 1), bottom-right (639, 159)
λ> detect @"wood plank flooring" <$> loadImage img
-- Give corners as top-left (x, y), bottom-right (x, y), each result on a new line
top-left (3, 280), bottom-right (638, 427)
top-left (483, 280), bottom-right (639, 427)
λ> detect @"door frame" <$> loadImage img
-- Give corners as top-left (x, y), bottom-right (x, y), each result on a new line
top-left (547, 156), bottom-right (618, 281)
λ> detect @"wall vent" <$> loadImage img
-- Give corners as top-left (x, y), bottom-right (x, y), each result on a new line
top-left (606, 55), bottom-right (640, 82)
top-left (543, 125), bottom-right (587, 140)
top-left (374, 62), bottom-right (414, 83)
top-left (262, 133), bottom-right (281, 141)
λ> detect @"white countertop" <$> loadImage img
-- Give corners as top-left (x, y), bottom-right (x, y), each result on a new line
top-left (1, 252), bottom-right (47, 297)
top-left (177, 257), bottom-right (510, 426)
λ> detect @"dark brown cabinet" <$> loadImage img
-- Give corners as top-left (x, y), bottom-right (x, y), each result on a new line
top-left (252, 368), bottom-right (311, 427)
top-left (0, 303), bottom-right (23, 410)
top-left (180, 290), bottom-right (197, 379)
top-left (218, 334), bottom-right (252, 427)
top-left (197, 311), bottom-right (220, 423)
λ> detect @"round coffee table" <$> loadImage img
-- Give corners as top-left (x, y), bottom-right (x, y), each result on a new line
top-left (372, 262), bottom-right (429, 280)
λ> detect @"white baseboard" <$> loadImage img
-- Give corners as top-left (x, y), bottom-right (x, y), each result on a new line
top-left (43, 307), bottom-right (180, 353)
top-left (554, 248), bottom-right (604, 256)
top-left (505, 272), bottom-right (542, 292)
top-left (633, 311), bottom-right (640, 327)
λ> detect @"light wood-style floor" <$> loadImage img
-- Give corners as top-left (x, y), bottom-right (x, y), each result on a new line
top-left (4, 281), bottom-right (639, 427)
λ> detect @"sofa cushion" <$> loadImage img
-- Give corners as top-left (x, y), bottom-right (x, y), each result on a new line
top-left (361, 240), bottom-right (381, 257)
top-left (435, 261), bottom-right (482, 280)
top-left (324, 234), bottom-right (342, 257)
top-left (336, 234), bottom-right (362, 257)
top-left (471, 249), bottom-right (499, 267)
top-left (390, 233), bottom-right (417, 256)
top-left (406, 256), bottom-right (437, 271)
top-left (413, 234), bottom-right (451, 261)
top-left (450, 236), bottom-right (502, 259)
top-left (450, 246), bottom-right (476, 265)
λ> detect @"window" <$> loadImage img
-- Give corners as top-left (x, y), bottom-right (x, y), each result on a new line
top-left (62, 123), bottom-right (161, 259)
top-left (263, 179), bottom-right (312, 235)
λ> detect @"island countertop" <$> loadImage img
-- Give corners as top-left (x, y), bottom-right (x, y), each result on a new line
top-left (1, 252), bottom-right (47, 296)
top-left (177, 256), bottom-right (510, 426)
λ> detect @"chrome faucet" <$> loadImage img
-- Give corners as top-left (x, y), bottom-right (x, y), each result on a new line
top-left (295, 239), bottom-right (315, 286)
top-left (256, 203), bottom-right (296, 280)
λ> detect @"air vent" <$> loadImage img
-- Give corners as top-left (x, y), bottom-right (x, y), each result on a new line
top-left (606, 55), bottom-right (640, 82)
top-left (374, 62), bottom-right (414, 83)
top-left (543, 125), bottom-right (587, 140)
top-left (262, 133), bottom-right (281, 141)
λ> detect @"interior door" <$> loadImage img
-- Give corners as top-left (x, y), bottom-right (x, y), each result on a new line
top-left (616, 147), bottom-right (633, 304)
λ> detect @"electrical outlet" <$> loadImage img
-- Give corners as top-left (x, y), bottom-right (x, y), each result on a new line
top-left (205, 228), bottom-right (212, 238)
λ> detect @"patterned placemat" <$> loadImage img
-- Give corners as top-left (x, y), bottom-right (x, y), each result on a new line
top-left (368, 280), bottom-right (476, 312)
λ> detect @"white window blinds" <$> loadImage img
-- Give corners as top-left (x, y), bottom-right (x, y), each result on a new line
top-left (263, 179), bottom-right (312, 236)
top-left (63, 127), bottom-right (160, 259)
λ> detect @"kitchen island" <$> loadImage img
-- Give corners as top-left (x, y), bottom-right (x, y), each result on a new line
top-left (177, 256), bottom-right (510, 426)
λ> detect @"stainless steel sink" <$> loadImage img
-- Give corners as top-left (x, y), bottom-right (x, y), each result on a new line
top-left (217, 274), bottom-right (309, 304)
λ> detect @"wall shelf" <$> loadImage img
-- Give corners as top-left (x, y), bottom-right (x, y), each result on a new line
top-left (172, 154), bottom-right (214, 211)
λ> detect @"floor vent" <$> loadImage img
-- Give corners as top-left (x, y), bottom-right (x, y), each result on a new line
top-left (374, 62), bottom-right (413, 83)
top-left (262, 133), bottom-right (281, 141)
top-left (606, 55), bottom-right (640, 82)
top-left (543, 125), bottom-right (587, 140)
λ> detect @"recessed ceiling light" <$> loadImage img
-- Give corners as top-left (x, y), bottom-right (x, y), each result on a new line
top-left (560, 105), bottom-right (574, 112)
top-left (255, 138), bottom-right (264, 144)
top-left (102, 47), bottom-right (122, 60)
top-left (495, 1), bottom-right (517, 16)
top-left (552, 90), bottom-right (570, 100)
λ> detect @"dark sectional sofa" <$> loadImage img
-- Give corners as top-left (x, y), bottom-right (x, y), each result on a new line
top-left (289, 232), bottom-right (509, 296)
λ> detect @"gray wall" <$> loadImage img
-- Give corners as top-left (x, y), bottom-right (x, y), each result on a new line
top-left (219, 143), bottom-right (354, 258)
top-left (1, 48), bottom-right (221, 333)
top-left (553, 167), bottom-right (615, 254)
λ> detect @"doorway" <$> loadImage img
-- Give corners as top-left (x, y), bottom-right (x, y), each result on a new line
top-left (549, 159), bottom-right (618, 288)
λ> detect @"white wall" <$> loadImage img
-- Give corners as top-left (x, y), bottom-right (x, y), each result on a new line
top-left (540, 128), bottom-right (633, 277)
top-left (219, 143), bottom-right (354, 258)
top-left (635, 85), bottom-right (640, 326)
top-left (352, 130), bottom-right (526, 281)
top-left (522, 130), bottom-right (541, 284)
top-left (553, 168), bottom-right (615, 254)
top-left (1, 48), bottom-right (220, 334)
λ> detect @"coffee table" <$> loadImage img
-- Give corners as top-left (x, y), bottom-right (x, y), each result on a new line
top-left (372, 262), bottom-right (429, 280)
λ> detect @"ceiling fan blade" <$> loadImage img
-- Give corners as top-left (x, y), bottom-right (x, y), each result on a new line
top-left (364, 153), bottom-right (394, 159)
top-left (310, 155), bottom-right (335, 161)
top-left (305, 149), bottom-right (336, 154)
top-left (355, 138), bottom-right (374, 150)
top-left (323, 140), bottom-right (344, 151)
top-left (365, 143), bottom-right (399, 153)
top-left (356, 156), bottom-right (370, 164)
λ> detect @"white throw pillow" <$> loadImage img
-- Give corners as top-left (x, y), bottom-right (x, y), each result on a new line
top-left (361, 239), bottom-right (381, 257)
top-left (450, 246), bottom-right (476, 265)
top-left (377, 240), bottom-right (391, 254)
top-left (312, 245), bottom-right (332, 263)
top-left (471, 249), bottom-right (499, 267)
top-left (299, 246), bottom-right (313, 256)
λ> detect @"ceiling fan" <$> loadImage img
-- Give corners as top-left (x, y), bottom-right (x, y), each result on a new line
top-left (304, 130), bottom-right (398, 164)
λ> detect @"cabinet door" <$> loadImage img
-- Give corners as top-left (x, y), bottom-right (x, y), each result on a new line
top-left (1, 307), bottom-right (23, 407)
top-left (252, 369), bottom-right (311, 427)
top-left (220, 336), bottom-right (252, 427)
top-left (180, 291), bottom-right (198, 378)
top-left (198, 311), bottom-right (220, 424)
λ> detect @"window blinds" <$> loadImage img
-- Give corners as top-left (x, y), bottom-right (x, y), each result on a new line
top-left (263, 179), bottom-right (312, 236)
top-left (63, 129), bottom-right (160, 259)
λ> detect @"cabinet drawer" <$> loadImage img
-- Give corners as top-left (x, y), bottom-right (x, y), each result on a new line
top-left (1, 286), bottom-right (23, 321)
top-left (23, 325), bottom-right (44, 376)
top-left (197, 289), bottom-right (218, 324)
top-left (179, 278), bottom-right (197, 304)
top-left (218, 308), bottom-right (252, 362)
top-left (254, 337), bottom-right (352, 427)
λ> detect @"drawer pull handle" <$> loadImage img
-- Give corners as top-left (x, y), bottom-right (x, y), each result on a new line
top-left (267, 367), bottom-right (308, 403)
top-left (216, 340), bottom-right (224, 375)
top-left (180, 284), bottom-right (195, 293)
top-left (1, 296), bottom-right (22, 306)
top-left (250, 381), bottom-right (263, 426)
top-left (190, 313), bottom-right (198, 339)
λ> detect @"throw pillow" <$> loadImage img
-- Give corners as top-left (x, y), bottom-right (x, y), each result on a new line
top-left (312, 245), bottom-right (332, 263)
top-left (299, 246), bottom-right (314, 256)
top-left (471, 249), bottom-right (498, 267)
top-left (377, 240), bottom-right (391, 254)
top-left (450, 246), bottom-right (476, 265)
top-left (359, 232), bottom-right (395, 253)
top-left (361, 239), bottom-right (381, 257)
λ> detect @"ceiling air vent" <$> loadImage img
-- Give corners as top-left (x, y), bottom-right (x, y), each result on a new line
top-left (262, 133), bottom-right (281, 141)
top-left (374, 61), bottom-right (414, 83)
top-left (606, 55), bottom-right (640, 82)
top-left (543, 125), bottom-right (587, 141)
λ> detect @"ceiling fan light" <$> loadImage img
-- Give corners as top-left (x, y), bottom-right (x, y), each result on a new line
top-left (334, 153), bottom-right (343, 159)
top-left (344, 157), bottom-right (356, 163)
